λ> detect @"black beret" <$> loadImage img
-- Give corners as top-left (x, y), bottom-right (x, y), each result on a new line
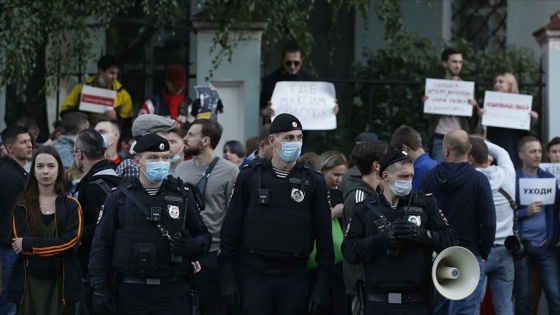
top-left (134, 134), bottom-right (170, 153)
top-left (270, 113), bottom-right (303, 133)
top-left (379, 150), bottom-right (412, 175)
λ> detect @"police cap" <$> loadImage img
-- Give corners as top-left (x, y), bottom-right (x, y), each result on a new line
top-left (134, 134), bottom-right (170, 153)
top-left (379, 150), bottom-right (411, 175)
top-left (269, 113), bottom-right (303, 133)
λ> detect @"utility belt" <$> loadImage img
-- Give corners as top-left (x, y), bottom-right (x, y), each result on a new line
top-left (246, 249), bottom-right (304, 259)
top-left (365, 291), bottom-right (426, 304)
top-left (119, 273), bottom-right (180, 286)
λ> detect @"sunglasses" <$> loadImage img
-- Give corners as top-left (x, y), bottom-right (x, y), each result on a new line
top-left (284, 60), bottom-right (301, 67)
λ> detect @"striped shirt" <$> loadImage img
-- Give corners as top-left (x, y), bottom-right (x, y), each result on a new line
top-left (273, 167), bottom-right (290, 179)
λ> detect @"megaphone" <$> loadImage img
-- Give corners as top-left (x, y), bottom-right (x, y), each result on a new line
top-left (432, 246), bottom-right (480, 300)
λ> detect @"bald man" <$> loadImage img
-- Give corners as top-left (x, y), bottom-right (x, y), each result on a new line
top-left (419, 129), bottom-right (496, 315)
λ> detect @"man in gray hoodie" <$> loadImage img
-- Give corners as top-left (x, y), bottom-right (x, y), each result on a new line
top-left (468, 136), bottom-right (515, 315)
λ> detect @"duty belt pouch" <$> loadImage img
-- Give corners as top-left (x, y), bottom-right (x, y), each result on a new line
top-left (131, 243), bottom-right (158, 277)
top-left (26, 257), bottom-right (62, 279)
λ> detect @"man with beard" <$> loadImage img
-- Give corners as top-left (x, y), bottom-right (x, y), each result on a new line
top-left (73, 128), bottom-right (121, 314)
top-left (0, 126), bottom-right (32, 315)
top-left (175, 119), bottom-right (239, 315)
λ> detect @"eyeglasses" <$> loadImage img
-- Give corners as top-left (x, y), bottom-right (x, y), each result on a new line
top-left (284, 60), bottom-right (301, 67)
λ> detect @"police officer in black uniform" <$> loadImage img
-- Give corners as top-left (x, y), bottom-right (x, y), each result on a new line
top-left (88, 133), bottom-right (211, 315)
top-left (219, 113), bottom-right (334, 315)
top-left (341, 150), bottom-right (458, 315)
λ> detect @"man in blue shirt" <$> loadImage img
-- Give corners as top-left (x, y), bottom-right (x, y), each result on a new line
top-left (390, 125), bottom-right (437, 192)
top-left (513, 136), bottom-right (560, 315)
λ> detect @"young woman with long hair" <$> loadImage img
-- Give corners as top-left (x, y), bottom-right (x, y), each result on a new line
top-left (7, 146), bottom-right (82, 315)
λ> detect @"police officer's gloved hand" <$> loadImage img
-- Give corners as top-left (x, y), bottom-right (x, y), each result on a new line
top-left (392, 219), bottom-right (428, 244)
top-left (220, 287), bottom-right (240, 310)
top-left (170, 232), bottom-right (202, 257)
top-left (91, 283), bottom-right (115, 315)
top-left (308, 290), bottom-right (329, 315)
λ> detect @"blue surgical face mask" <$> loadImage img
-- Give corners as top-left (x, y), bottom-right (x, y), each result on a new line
top-left (388, 173), bottom-right (412, 197)
top-left (140, 160), bottom-right (170, 183)
top-left (101, 133), bottom-right (115, 149)
top-left (169, 153), bottom-right (182, 163)
top-left (274, 137), bottom-right (302, 163)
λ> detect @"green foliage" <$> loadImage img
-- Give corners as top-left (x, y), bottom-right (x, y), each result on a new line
top-left (0, 0), bottom-right (190, 90)
top-left (346, 32), bottom-right (541, 147)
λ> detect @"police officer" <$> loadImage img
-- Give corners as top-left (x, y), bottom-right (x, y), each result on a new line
top-left (219, 113), bottom-right (334, 315)
top-left (341, 150), bottom-right (458, 315)
top-left (88, 133), bottom-right (211, 315)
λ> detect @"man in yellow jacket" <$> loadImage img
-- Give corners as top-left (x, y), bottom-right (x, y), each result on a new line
top-left (60, 55), bottom-right (134, 129)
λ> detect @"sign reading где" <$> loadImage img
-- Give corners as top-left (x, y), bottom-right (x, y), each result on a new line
top-left (539, 163), bottom-right (560, 189)
top-left (423, 78), bottom-right (475, 117)
top-left (79, 85), bottom-right (117, 114)
top-left (481, 91), bottom-right (532, 130)
top-left (271, 81), bottom-right (336, 130)
top-left (518, 178), bottom-right (557, 205)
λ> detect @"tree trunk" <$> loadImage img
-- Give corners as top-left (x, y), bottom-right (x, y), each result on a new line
top-left (4, 41), bottom-right (49, 143)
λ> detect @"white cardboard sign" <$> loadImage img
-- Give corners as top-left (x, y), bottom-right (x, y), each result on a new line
top-left (79, 85), bottom-right (116, 114)
top-left (519, 178), bottom-right (557, 205)
top-left (423, 78), bottom-right (475, 117)
top-left (539, 163), bottom-right (560, 189)
top-left (271, 81), bottom-right (337, 130)
top-left (481, 91), bottom-right (532, 130)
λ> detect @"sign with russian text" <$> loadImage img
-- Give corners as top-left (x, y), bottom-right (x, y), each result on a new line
top-left (539, 163), bottom-right (560, 189)
top-left (271, 81), bottom-right (336, 130)
top-left (519, 178), bottom-right (557, 205)
top-left (79, 85), bottom-right (116, 114)
top-left (481, 91), bottom-right (532, 130)
top-left (423, 79), bottom-right (474, 117)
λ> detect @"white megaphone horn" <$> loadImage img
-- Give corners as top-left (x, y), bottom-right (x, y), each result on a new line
top-left (432, 246), bottom-right (480, 300)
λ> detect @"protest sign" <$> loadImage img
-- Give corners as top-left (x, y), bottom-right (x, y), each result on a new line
top-left (539, 163), bottom-right (560, 189)
top-left (481, 91), bottom-right (532, 130)
top-left (271, 81), bottom-right (336, 130)
top-left (519, 178), bottom-right (557, 205)
top-left (195, 85), bottom-right (221, 122)
top-left (79, 85), bottom-right (116, 114)
top-left (423, 79), bottom-right (475, 117)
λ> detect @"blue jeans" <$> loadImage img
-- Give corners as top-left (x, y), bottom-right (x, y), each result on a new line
top-left (484, 245), bottom-right (514, 315)
top-left (0, 246), bottom-right (17, 315)
top-left (431, 136), bottom-right (444, 164)
top-left (435, 256), bottom-right (485, 315)
top-left (513, 245), bottom-right (560, 315)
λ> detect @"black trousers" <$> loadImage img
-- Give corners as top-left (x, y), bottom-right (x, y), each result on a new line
top-left (194, 251), bottom-right (227, 315)
top-left (241, 260), bottom-right (308, 315)
top-left (116, 279), bottom-right (192, 315)
top-left (364, 300), bottom-right (430, 315)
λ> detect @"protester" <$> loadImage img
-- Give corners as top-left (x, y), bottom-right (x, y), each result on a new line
top-left (223, 140), bottom-right (245, 167)
top-left (314, 150), bottom-right (348, 315)
top-left (546, 137), bottom-right (560, 163)
top-left (60, 54), bottom-right (134, 130)
top-left (0, 126), bottom-right (32, 315)
top-left (8, 146), bottom-right (83, 314)
top-left (480, 72), bottom-right (538, 168)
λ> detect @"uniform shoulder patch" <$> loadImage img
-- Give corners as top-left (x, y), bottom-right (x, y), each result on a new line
top-left (345, 218), bottom-right (352, 237)
top-left (96, 205), bottom-right (105, 224)
top-left (438, 209), bottom-right (449, 225)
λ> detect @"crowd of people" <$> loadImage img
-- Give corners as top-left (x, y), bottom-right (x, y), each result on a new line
top-left (0, 41), bottom-right (559, 315)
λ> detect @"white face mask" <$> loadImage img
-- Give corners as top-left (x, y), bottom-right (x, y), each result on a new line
top-left (101, 133), bottom-right (115, 148)
top-left (388, 173), bottom-right (412, 196)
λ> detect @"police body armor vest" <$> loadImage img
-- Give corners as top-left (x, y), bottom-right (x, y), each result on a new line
top-left (243, 161), bottom-right (314, 258)
top-left (112, 184), bottom-right (190, 278)
top-left (363, 194), bottom-right (432, 292)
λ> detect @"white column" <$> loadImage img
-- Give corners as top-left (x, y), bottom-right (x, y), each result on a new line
top-left (533, 11), bottom-right (560, 141)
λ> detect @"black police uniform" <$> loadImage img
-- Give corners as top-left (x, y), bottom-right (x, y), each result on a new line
top-left (219, 158), bottom-right (334, 315)
top-left (88, 134), bottom-right (211, 315)
top-left (341, 192), bottom-right (458, 315)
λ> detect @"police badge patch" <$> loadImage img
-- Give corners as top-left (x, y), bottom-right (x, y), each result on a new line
top-left (291, 188), bottom-right (305, 202)
top-left (167, 205), bottom-right (180, 219)
top-left (407, 215), bottom-right (421, 227)
top-left (96, 205), bottom-right (105, 224)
